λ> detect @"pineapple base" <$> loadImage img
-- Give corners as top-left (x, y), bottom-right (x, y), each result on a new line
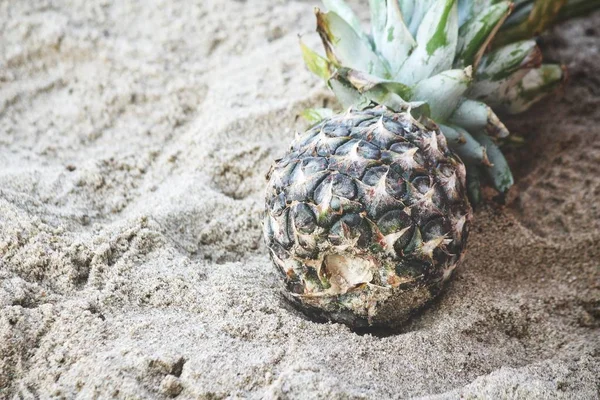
top-left (282, 278), bottom-right (442, 329)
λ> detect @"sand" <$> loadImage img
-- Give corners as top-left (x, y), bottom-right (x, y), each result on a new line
top-left (1, 1), bottom-right (599, 398)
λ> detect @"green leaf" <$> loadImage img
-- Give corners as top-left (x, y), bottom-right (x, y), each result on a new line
top-left (496, 64), bottom-right (566, 114)
top-left (469, 41), bottom-right (541, 103)
top-left (363, 88), bottom-right (419, 112)
top-left (502, 2), bottom-right (534, 28)
top-left (301, 108), bottom-right (335, 125)
top-left (396, 0), bottom-right (459, 85)
top-left (512, 0), bottom-right (534, 5)
top-left (454, 1), bottom-right (512, 69)
top-left (369, 0), bottom-right (416, 77)
top-left (322, 0), bottom-right (371, 44)
top-left (457, 0), bottom-right (476, 27)
top-left (457, 0), bottom-right (503, 26)
top-left (471, 130), bottom-right (514, 192)
top-left (344, 69), bottom-right (413, 100)
top-left (398, 0), bottom-right (437, 37)
top-left (557, 0), bottom-right (600, 21)
top-left (300, 40), bottom-right (333, 81)
top-left (498, 0), bottom-right (600, 44)
top-left (411, 67), bottom-right (473, 121)
top-left (449, 99), bottom-right (509, 138)
top-left (329, 78), bottom-right (371, 109)
top-left (439, 124), bottom-right (491, 167)
top-left (465, 161), bottom-right (483, 206)
top-left (503, 0), bottom-right (600, 27)
top-left (476, 40), bottom-right (540, 81)
top-left (370, 0), bottom-right (388, 47)
top-left (494, 0), bottom-right (566, 47)
top-left (315, 9), bottom-right (388, 77)
top-left (338, 69), bottom-right (428, 113)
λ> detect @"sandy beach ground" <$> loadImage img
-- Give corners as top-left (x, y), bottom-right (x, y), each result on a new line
top-left (1, 1), bottom-right (599, 398)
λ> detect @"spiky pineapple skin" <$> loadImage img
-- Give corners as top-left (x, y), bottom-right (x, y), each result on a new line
top-left (264, 107), bottom-right (472, 328)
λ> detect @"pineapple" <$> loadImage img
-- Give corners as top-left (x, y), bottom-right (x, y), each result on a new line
top-left (264, 108), bottom-right (470, 327)
top-left (264, 0), bottom-right (598, 328)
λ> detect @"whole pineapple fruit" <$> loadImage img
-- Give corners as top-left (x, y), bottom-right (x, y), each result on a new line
top-left (264, 108), bottom-right (471, 327)
top-left (264, 0), bottom-right (598, 328)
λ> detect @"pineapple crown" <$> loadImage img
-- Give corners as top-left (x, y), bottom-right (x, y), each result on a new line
top-left (301, 0), bottom-right (594, 200)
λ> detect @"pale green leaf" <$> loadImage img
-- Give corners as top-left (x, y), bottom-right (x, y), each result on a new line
top-left (469, 41), bottom-right (541, 101)
top-left (457, 0), bottom-right (476, 26)
top-left (465, 161), bottom-right (483, 206)
top-left (495, 0), bottom-right (565, 46)
top-left (369, 0), bottom-right (388, 48)
top-left (439, 124), bottom-right (491, 166)
top-left (337, 69), bottom-right (427, 113)
top-left (411, 67), bottom-right (473, 121)
top-left (370, 0), bottom-right (416, 76)
top-left (457, 0), bottom-right (499, 26)
top-left (476, 40), bottom-right (540, 81)
top-left (449, 99), bottom-right (509, 138)
top-left (322, 0), bottom-right (370, 44)
top-left (301, 108), bottom-right (335, 125)
top-left (316, 10), bottom-right (388, 77)
top-left (362, 88), bottom-right (419, 113)
top-left (496, 64), bottom-right (566, 114)
top-left (329, 78), bottom-right (371, 109)
top-left (454, 1), bottom-right (512, 69)
top-left (300, 40), bottom-right (332, 81)
top-left (397, 0), bottom-right (415, 26)
top-left (471, 130), bottom-right (514, 192)
top-left (399, 0), bottom-right (437, 37)
top-left (344, 69), bottom-right (413, 100)
top-left (396, 0), bottom-right (459, 85)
